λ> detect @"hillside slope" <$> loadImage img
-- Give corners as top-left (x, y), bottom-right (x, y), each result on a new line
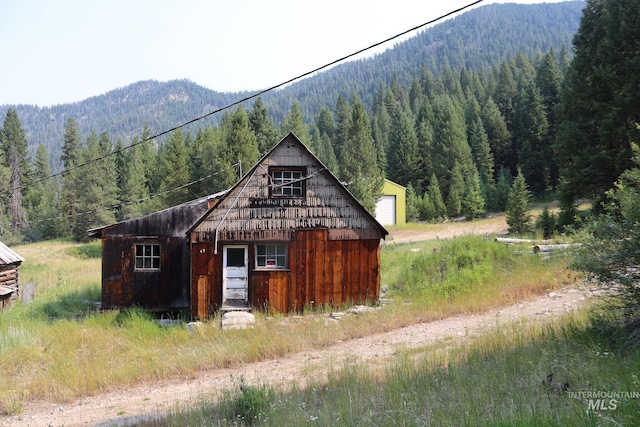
top-left (0, 1), bottom-right (584, 171)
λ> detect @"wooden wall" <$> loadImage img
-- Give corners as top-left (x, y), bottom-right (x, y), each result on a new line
top-left (190, 229), bottom-right (380, 318)
top-left (0, 265), bottom-right (19, 309)
top-left (101, 236), bottom-right (190, 311)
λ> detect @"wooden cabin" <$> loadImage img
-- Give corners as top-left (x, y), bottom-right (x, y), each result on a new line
top-left (90, 133), bottom-right (388, 318)
top-left (189, 133), bottom-right (388, 318)
top-left (0, 240), bottom-right (24, 310)
top-left (89, 194), bottom-right (222, 313)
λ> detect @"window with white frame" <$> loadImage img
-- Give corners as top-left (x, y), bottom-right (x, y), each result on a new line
top-left (256, 243), bottom-right (287, 269)
top-left (135, 243), bottom-right (160, 271)
top-left (270, 168), bottom-right (304, 197)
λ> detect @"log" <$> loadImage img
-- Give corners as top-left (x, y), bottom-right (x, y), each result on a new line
top-left (533, 244), bottom-right (574, 253)
top-left (495, 238), bottom-right (551, 245)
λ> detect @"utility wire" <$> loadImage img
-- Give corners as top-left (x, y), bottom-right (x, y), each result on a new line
top-left (5, 0), bottom-right (484, 198)
top-left (24, 162), bottom-right (239, 227)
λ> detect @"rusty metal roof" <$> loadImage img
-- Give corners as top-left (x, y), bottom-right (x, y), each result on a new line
top-left (0, 241), bottom-right (24, 265)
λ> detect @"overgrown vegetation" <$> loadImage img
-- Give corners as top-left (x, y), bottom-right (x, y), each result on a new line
top-left (573, 144), bottom-right (640, 347)
top-left (134, 311), bottom-right (640, 426)
top-left (0, 229), bottom-right (574, 416)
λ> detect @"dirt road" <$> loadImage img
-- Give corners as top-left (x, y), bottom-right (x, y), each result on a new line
top-left (2, 289), bottom-right (591, 427)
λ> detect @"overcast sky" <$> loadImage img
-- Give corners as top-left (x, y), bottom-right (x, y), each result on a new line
top-left (0, 0), bottom-right (558, 107)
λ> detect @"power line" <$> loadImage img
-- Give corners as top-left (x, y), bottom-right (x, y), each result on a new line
top-left (24, 163), bottom-right (240, 227)
top-left (5, 0), bottom-right (484, 199)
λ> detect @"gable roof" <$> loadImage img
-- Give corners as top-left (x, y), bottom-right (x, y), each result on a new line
top-left (188, 132), bottom-right (388, 239)
top-left (0, 241), bottom-right (24, 265)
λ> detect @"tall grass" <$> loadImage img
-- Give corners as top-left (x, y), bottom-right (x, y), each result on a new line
top-left (382, 235), bottom-right (577, 316)
top-left (0, 236), bottom-right (574, 415)
top-left (143, 310), bottom-right (640, 426)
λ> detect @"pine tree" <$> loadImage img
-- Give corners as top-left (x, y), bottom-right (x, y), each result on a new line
top-left (415, 99), bottom-right (435, 191)
top-left (1, 109), bottom-right (30, 236)
top-left (118, 140), bottom-right (151, 220)
top-left (312, 131), bottom-right (339, 173)
top-left (387, 104), bottom-right (420, 186)
top-left (313, 107), bottom-right (339, 172)
top-left (535, 49), bottom-right (563, 189)
top-left (573, 143), bottom-right (640, 340)
top-left (494, 60), bottom-right (518, 136)
top-left (341, 94), bottom-right (384, 212)
top-left (427, 173), bottom-right (447, 220)
top-left (535, 206), bottom-right (556, 239)
top-left (73, 131), bottom-right (118, 241)
top-left (333, 95), bottom-right (351, 166)
top-left (506, 168), bottom-right (532, 235)
top-left (468, 118), bottom-right (494, 185)
top-left (24, 144), bottom-right (63, 241)
top-left (558, 0), bottom-right (640, 215)
top-left (372, 86), bottom-right (392, 168)
top-left (446, 186), bottom-right (462, 218)
top-left (60, 117), bottom-right (82, 236)
top-left (462, 167), bottom-right (486, 220)
top-left (281, 102), bottom-right (310, 143)
top-left (249, 97), bottom-right (279, 154)
top-left (420, 192), bottom-right (435, 221)
top-left (158, 129), bottom-right (191, 207)
top-left (405, 183), bottom-right (421, 223)
top-left (432, 96), bottom-right (474, 197)
top-left (514, 82), bottom-right (550, 197)
top-left (223, 106), bottom-right (259, 176)
top-left (482, 97), bottom-right (512, 174)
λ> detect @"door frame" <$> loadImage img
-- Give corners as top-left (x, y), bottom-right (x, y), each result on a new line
top-left (222, 245), bottom-right (249, 304)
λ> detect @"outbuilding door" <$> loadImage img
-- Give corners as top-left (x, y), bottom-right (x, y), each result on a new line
top-left (376, 195), bottom-right (396, 225)
top-left (222, 245), bottom-right (249, 305)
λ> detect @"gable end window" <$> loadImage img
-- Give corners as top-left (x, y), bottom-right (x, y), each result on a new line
top-left (256, 243), bottom-right (287, 269)
top-left (270, 168), bottom-right (305, 197)
top-left (135, 243), bottom-right (160, 271)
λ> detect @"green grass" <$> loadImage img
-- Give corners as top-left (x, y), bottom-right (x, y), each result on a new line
top-left (0, 234), bottom-right (577, 416)
top-left (139, 310), bottom-right (640, 426)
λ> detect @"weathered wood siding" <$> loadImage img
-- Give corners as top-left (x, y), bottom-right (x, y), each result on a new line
top-left (290, 229), bottom-right (380, 310)
top-left (101, 236), bottom-right (190, 311)
top-left (191, 135), bottom-right (385, 243)
top-left (94, 195), bottom-right (216, 312)
top-left (0, 265), bottom-right (19, 290)
top-left (0, 265), bottom-right (20, 309)
top-left (190, 241), bottom-right (222, 319)
top-left (190, 229), bottom-right (380, 318)
top-left (188, 134), bottom-right (385, 318)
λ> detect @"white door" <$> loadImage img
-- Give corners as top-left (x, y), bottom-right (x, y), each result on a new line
top-left (223, 245), bottom-right (248, 304)
top-left (376, 195), bottom-right (396, 225)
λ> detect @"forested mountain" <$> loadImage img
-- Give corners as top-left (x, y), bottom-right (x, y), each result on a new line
top-left (1, 1), bottom-right (584, 171)
top-left (5, 0), bottom-right (611, 245)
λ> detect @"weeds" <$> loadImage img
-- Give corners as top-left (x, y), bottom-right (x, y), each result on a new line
top-left (0, 234), bottom-right (578, 419)
top-left (145, 311), bottom-right (640, 426)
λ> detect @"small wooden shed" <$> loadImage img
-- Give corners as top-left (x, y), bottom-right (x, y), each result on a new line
top-left (0, 240), bottom-right (24, 310)
top-left (90, 133), bottom-right (387, 318)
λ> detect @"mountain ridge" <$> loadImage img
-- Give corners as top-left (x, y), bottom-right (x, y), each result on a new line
top-left (0, 1), bottom-right (585, 170)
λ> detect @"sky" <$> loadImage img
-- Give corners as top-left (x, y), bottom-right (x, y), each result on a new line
top-left (0, 0), bottom-right (556, 107)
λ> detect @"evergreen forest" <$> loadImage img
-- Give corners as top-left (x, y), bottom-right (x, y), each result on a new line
top-left (2, 0), bottom-right (637, 245)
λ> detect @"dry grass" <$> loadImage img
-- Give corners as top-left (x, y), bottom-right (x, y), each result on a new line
top-left (0, 230), bottom-right (576, 413)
